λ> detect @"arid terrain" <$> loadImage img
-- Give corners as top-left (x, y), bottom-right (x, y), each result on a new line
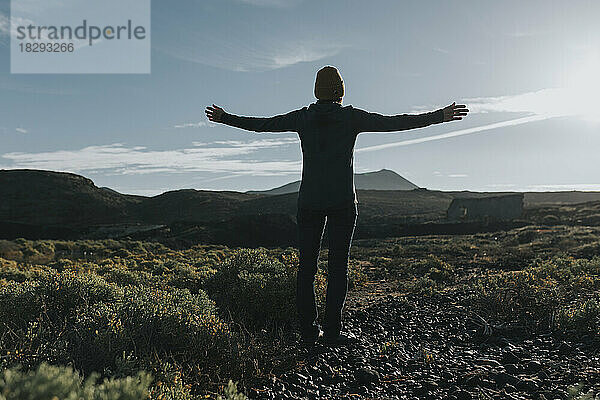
top-left (1, 169), bottom-right (599, 399)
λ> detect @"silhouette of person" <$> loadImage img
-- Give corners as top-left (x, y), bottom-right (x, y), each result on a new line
top-left (206, 65), bottom-right (468, 346)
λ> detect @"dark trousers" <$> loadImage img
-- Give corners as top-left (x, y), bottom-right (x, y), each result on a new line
top-left (296, 201), bottom-right (358, 339)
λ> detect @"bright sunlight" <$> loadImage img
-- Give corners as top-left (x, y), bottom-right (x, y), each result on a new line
top-left (564, 51), bottom-right (600, 122)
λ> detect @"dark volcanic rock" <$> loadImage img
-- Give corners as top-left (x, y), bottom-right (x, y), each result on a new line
top-left (354, 367), bottom-right (380, 385)
top-left (247, 288), bottom-right (600, 400)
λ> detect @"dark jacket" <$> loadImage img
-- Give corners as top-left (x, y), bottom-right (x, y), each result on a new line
top-left (221, 101), bottom-right (444, 209)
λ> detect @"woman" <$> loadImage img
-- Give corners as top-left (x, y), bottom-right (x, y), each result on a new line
top-left (205, 66), bottom-right (468, 346)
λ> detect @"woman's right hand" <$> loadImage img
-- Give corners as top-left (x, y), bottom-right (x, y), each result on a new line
top-left (205, 104), bottom-right (225, 122)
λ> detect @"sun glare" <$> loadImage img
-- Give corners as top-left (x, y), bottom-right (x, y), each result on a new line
top-left (564, 52), bottom-right (600, 122)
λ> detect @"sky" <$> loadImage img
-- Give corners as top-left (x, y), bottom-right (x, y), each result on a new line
top-left (1, 0), bottom-right (599, 195)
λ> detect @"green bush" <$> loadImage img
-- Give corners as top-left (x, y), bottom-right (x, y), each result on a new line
top-left (162, 262), bottom-right (217, 294)
top-left (205, 249), bottom-right (296, 330)
top-left (555, 298), bottom-right (600, 337)
top-left (469, 257), bottom-right (600, 332)
top-left (0, 271), bottom-right (234, 389)
top-left (217, 380), bottom-right (247, 400)
top-left (471, 267), bottom-right (561, 329)
top-left (0, 362), bottom-right (152, 400)
top-left (398, 276), bottom-right (439, 295)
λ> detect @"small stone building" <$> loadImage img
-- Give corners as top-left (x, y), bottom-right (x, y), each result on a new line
top-left (446, 193), bottom-right (524, 222)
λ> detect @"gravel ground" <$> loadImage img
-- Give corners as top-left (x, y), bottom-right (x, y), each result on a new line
top-left (247, 280), bottom-right (600, 400)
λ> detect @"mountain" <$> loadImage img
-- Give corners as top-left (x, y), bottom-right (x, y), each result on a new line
top-left (246, 169), bottom-right (419, 195)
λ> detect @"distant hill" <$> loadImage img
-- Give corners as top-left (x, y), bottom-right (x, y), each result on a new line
top-left (0, 169), bottom-right (142, 226)
top-left (3, 168), bottom-right (600, 246)
top-left (246, 169), bottom-right (419, 195)
top-left (131, 189), bottom-right (260, 224)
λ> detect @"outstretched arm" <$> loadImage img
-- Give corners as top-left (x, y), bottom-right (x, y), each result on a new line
top-left (353, 102), bottom-right (469, 134)
top-left (205, 104), bottom-right (301, 133)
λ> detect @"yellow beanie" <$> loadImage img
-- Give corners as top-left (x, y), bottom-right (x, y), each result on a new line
top-left (314, 66), bottom-right (344, 100)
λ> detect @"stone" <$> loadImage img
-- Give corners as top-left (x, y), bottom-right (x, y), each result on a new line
top-left (354, 367), bottom-right (380, 385)
top-left (454, 389), bottom-right (472, 400)
top-left (501, 351), bottom-right (521, 365)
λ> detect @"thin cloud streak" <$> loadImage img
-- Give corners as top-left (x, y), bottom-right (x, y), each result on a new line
top-left (157, 38), bottom-right (346, 72)
top-left (464, 88), bottom-right (567, 116)
top-left (356, 115), bottom-right (550, 153)
top-left (485, 183), bottom-right (600, 191)
top-left (173, 121), bottom-right (214, 129)
top-left (0, 13), bottom-right (8, 35)
top-left (235, 0), bottom-right (302, 7)
top-left (526, 184), bottom-right (600, 191)
top-left (358, 81), bottom-right (600, 153)
top-left (0, 13), bottom-right (90, 50)
top-left (0, 80), bottom-right (78, 95)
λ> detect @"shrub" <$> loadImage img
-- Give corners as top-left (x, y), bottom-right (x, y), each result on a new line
top-left (408, 255), bottom-right (456, 285)
top-left (0, 260), bottom-right (30, 283)
top-left (205, 249), bottom-right (296, 330)
top-left (471, 268), bottom-right (561, 330)
top-left (72, 285), bottom-right (231, 382)
top-left (555, 298), bottom-right (600, 337)
top-left (217, 380), bottom-right (247, 400)
top-left (398, 276), bottom-right (439, 295)
top-left (102, 267), bottom-right (144, 286)
top-left (163, 262), bottom-right (217, 294)
top-left (0, 362), bottom-right (152, 400)
top-left (468, 256), bottom-right (600, 332)
top-left (0, 271), bottom-right (234, 389)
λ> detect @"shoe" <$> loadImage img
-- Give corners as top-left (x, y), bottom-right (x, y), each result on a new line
top-left (299, 329), bottom-right (323, 345)
top-left (319, 332), bottom-right (358, 346)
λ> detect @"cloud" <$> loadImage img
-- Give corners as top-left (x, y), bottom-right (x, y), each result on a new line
top-left (269, 43), bottom-right (344, 69)
top-left (157, 37), bottom-right (346, 72)
top-left (15, 128), bottom-right (28, 134)
top-left (173, 121), bottom-right (215, 129)
top-left (0, 13), bottom-right (8, 35)
top-left (504, 28), bottom-right (549, 38)
top-left (355, 114), bottom-right (549, 153)
top-left (358, 77), bottom-right (600, 153)
top-left (433, 171), bottom-right (467, 178)
top-left (463, 88), bottom-right (568, 117)
top-left (525, 183), bottom-right (600, 191)
top-left (10, 0), bottom-right (71, 14)
top-left (484, 184), bottom-right (517, 189)
top-left (197, 138), bottom-right (298, 148)
top-left (0, 12), bottom-right (90, 49)
top-left (1, 138), bottom-right (301, 176)
top-left (153, 1), bottom-right (347, 72)
top-left (485, 183), bottom-right (600, 191)
top-left (465, 53), bottom-right (600, 120)
top-left (0, 80), bottom-right (78, 95)
top-left (0, 13), bottom-right (10, 46)
top-left (0, 14), bottom-right (35, 38)
top-left (235, 0), bottom-right (302, 7)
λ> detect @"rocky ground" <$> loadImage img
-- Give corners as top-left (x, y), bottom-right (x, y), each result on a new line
top-left (247, 280), bottom-right (600, 400)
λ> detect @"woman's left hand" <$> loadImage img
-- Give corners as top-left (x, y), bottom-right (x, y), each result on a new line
top-left (442, 102), bottom-right (469, 122)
